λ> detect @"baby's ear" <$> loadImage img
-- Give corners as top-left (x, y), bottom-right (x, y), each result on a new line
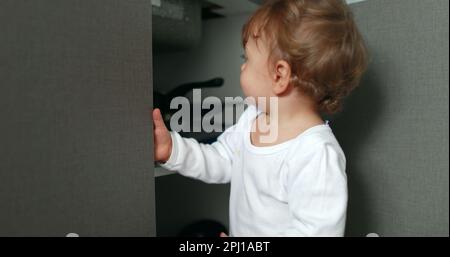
top-left (272, 60), bottom-right (292, 95)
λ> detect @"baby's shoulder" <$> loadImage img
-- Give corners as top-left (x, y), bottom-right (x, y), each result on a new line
top-left (286, 127), bottom-right (345, 163)
top-left (225, 104), bottom-right (260, 132)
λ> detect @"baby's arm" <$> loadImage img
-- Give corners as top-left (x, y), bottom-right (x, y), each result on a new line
top-left (153, 108), bottom-right (239, 184)
top-left (281, 143), bottom-right (348, 237)
top-left (158, 129), bottom-right (236, 184)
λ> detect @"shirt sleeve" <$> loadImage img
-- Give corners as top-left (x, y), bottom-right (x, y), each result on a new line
top-left (158, 106), bottom-right (254, 184)
top-left (157, 128), bottom-right (234, 184)
top-left (280, 142), bottom-right (348, 237)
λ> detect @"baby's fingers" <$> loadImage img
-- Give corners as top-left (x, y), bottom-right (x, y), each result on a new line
top-left (152, 108), bottom-right (166, 129)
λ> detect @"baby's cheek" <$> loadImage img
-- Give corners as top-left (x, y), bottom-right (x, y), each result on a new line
top-left (241, 78), bottom-right (256, 99)
top-left (240, 71), bottom-right (250, 94)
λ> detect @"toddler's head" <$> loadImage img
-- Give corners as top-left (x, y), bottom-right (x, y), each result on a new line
top-left (240, 0), bottom-right (369, 114)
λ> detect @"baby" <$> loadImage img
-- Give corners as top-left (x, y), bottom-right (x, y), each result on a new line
top-left (153, 0), bottom-right (368, 237)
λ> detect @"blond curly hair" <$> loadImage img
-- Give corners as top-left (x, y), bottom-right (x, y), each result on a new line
top-left (242, 0), bottom-right (370, 114)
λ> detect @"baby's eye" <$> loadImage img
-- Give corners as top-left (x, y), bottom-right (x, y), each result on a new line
top-left (241, 54), bottom-right (248, 61)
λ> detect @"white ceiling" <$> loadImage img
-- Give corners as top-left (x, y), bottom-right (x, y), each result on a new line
top-left (207, 0), bottom-right (369, 17)
top-left (346, 0), bottom-right (367, 4)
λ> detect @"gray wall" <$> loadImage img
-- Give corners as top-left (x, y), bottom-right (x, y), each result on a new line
top-left (0, 0), bottom-right (155, 236)
top-left (336, 0), bottom-right (449, 236)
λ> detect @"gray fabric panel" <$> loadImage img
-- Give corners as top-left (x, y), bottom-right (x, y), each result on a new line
top-left (329, 0), bottom-right (449, 236)
top-left (0, 0), bottom-right (155, 236)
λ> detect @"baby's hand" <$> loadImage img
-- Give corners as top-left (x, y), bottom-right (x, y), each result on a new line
top-left (152, 108), bottom-right (172, 163)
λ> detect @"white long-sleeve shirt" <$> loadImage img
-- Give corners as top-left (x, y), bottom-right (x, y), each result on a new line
top-left (160, 104), bottom-right (348, 237)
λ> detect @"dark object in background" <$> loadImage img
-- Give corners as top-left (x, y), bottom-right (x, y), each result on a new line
top-left (178, 220), bottom-right (228, 237)
top-left (153, 0), bottom-right (202, 52)
top-left (154, 77), bottom-right (226, 144)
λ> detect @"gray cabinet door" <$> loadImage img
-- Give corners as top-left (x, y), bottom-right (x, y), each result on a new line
top-left (0, 0), bottom-right (155, 236)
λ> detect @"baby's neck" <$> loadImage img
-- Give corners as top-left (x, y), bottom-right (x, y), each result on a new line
top-left (251, 97), bottom-right (325, 147)
top-left (265, 95), bottom-right (324, 129)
